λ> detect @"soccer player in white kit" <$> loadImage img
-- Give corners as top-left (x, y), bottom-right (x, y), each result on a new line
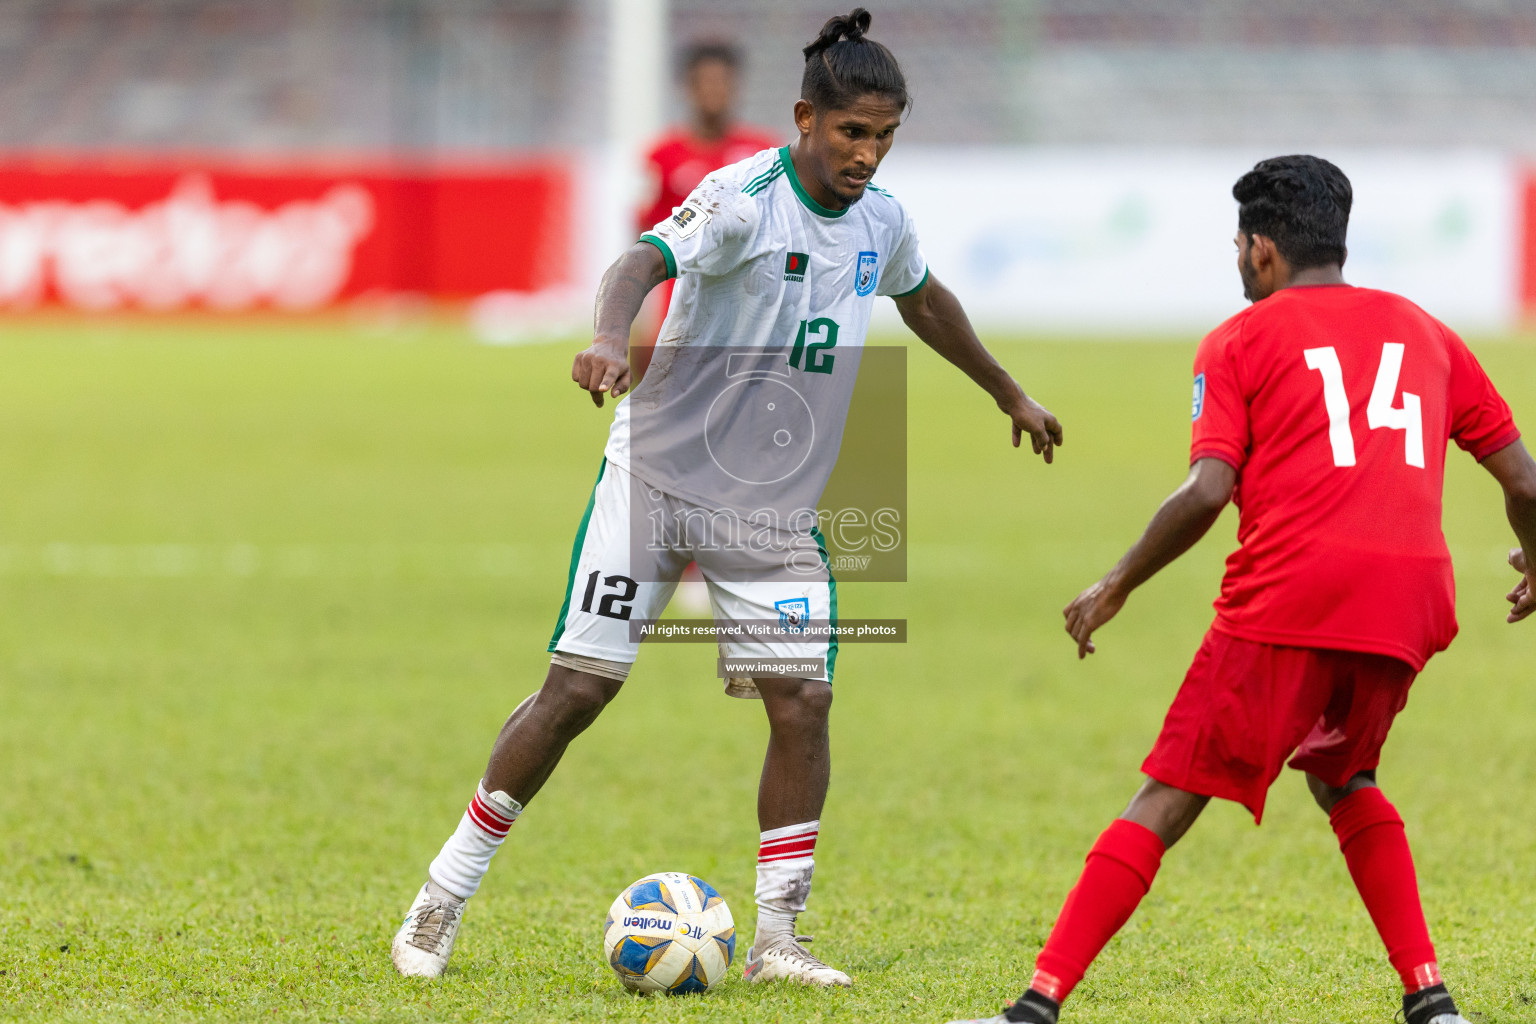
top-left (392, 7), bottom-right (1063, 988)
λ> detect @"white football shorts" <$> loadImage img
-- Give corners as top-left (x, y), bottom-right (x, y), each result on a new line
top-left (546, 459), bottom-right (837, 688)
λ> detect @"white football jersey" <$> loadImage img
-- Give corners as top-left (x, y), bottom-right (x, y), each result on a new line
top-left (605, 145), bottom-right (928, 517)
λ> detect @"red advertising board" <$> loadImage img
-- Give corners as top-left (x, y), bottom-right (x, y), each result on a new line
top-left (0, 155), bottom-right (573, 310)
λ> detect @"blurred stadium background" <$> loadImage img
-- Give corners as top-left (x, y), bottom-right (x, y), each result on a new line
top-left (1, 0), bottom-right (1534, 333)
top-left (6, 5), bottom-right (1536, 1021)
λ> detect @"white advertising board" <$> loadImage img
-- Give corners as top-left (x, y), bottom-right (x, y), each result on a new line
top-left (869, 148), bottom-right (1518, 334)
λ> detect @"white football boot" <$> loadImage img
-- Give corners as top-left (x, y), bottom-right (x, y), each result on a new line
top-left (743, 934), bottom-right (852, 988)
top-left (390, 881), bottom-right (465, 978)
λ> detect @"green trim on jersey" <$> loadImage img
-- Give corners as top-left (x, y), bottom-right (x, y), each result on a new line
top-left (891, 266), bottom-right (930, 298)
top-left (778, 146), bottom-right (848, 219)
top-left (810, 526), bottom-right (839, 681)
top-left (639, 233), bottom-right (677, 279)
top-left (743, 164), bottom-right (784, 196)
top-left (547, 458), bottom-right (608, 652)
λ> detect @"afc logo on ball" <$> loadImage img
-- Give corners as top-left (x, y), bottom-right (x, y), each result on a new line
top-left (775, 597), bottom-right (811, 634)
top-left (854, 251), bottom-right (879, 296)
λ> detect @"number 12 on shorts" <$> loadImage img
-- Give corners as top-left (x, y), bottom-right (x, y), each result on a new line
top-left (1303, 343), bottom-right (1424, 468)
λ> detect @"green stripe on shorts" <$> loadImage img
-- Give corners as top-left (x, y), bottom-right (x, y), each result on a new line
top-left (547, 458), bottom-right (607, 651)
top-left (811, 526), bottom-right (838, 681)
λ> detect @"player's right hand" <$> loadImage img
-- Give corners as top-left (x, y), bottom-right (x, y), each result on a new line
top-left (572, 340), bottom-right (632, 408)
top-left (1063, 577), bottom-right (1128, 659)
top-left (1003, 392), bottom-right (1064, 464)
top-left (1507, 547), bottom-right (1534, 623)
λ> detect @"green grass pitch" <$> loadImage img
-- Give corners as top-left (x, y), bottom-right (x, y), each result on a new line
top-left (1, 316), bottom-right (1533, 1023)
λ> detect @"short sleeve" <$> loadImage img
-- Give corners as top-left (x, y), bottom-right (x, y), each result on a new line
top-left (1190, 318), bottom-right (1251, 470)
top-left (639, 176), bottom-right (760, 280)
top-left (876, 202), bottom-right (928, 297)
top-left (1444, 327), bottom-right (1520, 461)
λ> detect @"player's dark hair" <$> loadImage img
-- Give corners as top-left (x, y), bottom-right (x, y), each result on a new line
top-left (681, 40), bottom-right (741, 76)
top-left (801, 8), bottom-right (909, 113)
top-left (1232, 155), bottom-right (1352, 269)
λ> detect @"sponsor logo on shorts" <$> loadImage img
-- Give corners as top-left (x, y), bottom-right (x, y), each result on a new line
top-left (775, 596), bottom-right (811, 633)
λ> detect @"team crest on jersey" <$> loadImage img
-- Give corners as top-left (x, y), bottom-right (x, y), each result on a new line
top-left (670, 199), bottom-right (711, 239)
top-left (784, 251), bottom-right (808, 283)
top-left (775, 597), bottom-right (810, 634)
top-left (854, 251), bottom-right (878, 296)
top-left (1192, 373), bottom-right (1206, 421)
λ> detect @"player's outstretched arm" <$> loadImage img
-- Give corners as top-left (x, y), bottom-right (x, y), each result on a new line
top-left (1063, 457), bottom-right (1237, 658)
top-left (573, 243), bottom-right (669, 407)
top-left (892, 274), bottom-right (1062, 462)
top-left (1480, 439), bottom-right (1536, 623)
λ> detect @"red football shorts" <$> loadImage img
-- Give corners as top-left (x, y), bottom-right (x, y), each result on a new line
top-left (1142, 629), bottom-right (1416, 823)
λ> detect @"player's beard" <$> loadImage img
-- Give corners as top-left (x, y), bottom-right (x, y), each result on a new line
top-left (831, 182), bottom-right (868, 207)
top-left (1238, 248), bottom-right (1260, 302)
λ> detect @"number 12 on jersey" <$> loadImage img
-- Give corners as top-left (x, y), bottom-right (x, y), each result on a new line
top-left (1303, 343), bottom-right (1424, 468)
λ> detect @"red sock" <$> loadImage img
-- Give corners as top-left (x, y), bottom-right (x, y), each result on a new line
top-left (1330, 787), bottom-right (1441, 993)
top-left (1031, 819), bottom-right (1166, 1003)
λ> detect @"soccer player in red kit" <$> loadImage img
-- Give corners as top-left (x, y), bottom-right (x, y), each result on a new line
top-left (950, 155), bottom-right (1536, 1024)
top-left (633, 41), bottom-right (777, 377)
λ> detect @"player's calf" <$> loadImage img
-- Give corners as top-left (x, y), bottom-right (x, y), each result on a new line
top-left (391, 663), bottom-right (626, 979)
top-left (526, 661), bottom-right (627, 745)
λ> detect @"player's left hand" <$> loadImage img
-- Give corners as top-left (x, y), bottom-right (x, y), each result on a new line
top-left (1507, 547), bottom-right (1534, 623)
top-left (1003, 393), bottom-right (1063, 463)
top-left (1063, 577), bottom-right (1127, 659)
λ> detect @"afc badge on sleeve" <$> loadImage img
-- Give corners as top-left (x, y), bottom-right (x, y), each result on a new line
top-left (1192, 372), bottom-right (1206, 421)
top-left (670, 199), bottom-right (711, 239)
top-left (854, 251), bottom-right (878, 296)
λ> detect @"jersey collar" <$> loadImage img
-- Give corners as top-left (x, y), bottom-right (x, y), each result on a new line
top-left (779, 146), bottom-right (848, 219)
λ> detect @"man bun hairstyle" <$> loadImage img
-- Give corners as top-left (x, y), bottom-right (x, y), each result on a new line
top-left (801, 8), bottom-right (909, 113)
top-left (1233, 155), bottom-right (1353, 269)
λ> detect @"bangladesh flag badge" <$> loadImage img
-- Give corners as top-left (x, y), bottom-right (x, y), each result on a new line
top-left (783, 251), bottom-right (808, 282)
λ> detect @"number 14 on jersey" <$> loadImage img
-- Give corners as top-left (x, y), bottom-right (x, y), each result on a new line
top-left (1304, 343), bottom-right (1424, 469)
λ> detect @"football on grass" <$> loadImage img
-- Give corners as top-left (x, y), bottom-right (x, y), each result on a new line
top-left (603, 872), bottom-right (735, 994)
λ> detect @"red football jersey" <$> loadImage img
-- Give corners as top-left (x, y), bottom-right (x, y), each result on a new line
top-left (1192, 285), bottom-right (1519, 669)
top-left (636, 126), bottom-right (780, 234)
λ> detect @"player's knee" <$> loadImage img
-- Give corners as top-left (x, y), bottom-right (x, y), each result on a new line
top-left (795, 679), bottom-right (834, 720)
top-left (765, 678), bottom-right (833, 729)
top-left (1306, 773), bottom-right (1341, 812)
top-left (1306, 771), bottom-right (1375, 813)
top-left (540, 667), bottom-right (621, 734)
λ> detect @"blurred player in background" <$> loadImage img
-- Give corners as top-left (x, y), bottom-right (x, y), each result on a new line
top-left (393, 7), bottom-right (1062, 990)
top-left (951, 155), bottom-right (1536, 1024)
top-left (635, 41), bottom-right (776, 615)
top-left (633, 40), bottom-right (778, 379)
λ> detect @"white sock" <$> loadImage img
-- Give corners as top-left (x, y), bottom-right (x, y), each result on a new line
top-left (427, 781), bottom-right (522, 900)
top-left (753, 820), bottom-right (819, 949)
